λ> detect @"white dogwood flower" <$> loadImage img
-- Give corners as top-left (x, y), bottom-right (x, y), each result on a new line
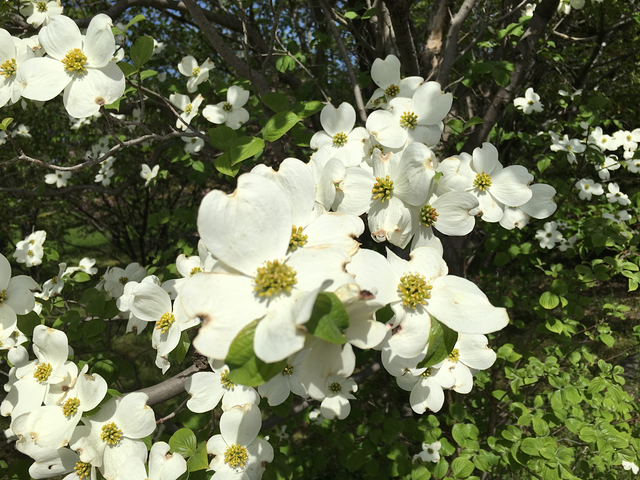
top-left (19, 14), bottom-right (125, 118)
top-left (177, 55), bottom-right (214, 93)
top-left (202, 85), bottom-right (250, 130)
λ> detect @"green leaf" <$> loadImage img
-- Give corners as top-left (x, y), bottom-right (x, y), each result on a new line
top-left (125, 14), bottom-right (146, 32)
top-left (130, 36), bottom-right (154, 69)
top-left (73, 272), bottom-right (91, 283)
top-left (91, 360), bottom-right (115, 383)
top-left (344, 11), bottom-right (359, 19)
top-left (361, 7), bottom-right (379, 19)
top-left (214, 153), bottom-right (241, 178)
top-left (172, 331), bottom-right (190, 363)
top-left (208, 126), bottom-right (237, 151)
top-left (229, 136), bottom-right (265, 165)
top-left (16, 311), bottom-right (42, 337)
top-left (521, 438), bottom-right (542, 456)
top-left (275, 56), bottom-right (296, 73)
top-left (0, 117), bottom-right (13, 131)
top-left (292, 100), bottom-right (324, 118)
top-left (225, 319), bottom-right (286, 386)
top-left (463, 116), bottom-right (484, 130)
top-left (451, 457), bottom-right (475, 478)
top-left (169, 428), bottom-right (197, 458)
top-left (187, 441), bottom-right (209, 471)
top-left (532, 418), bottom-right (550, 437)
top-left (192, 160), bottom-right (205, 172)
top-left (305, 292), bottom-right (349, 344)
top-left (140, 69), bottom-right (158, 81)
top-left (262, 111), bottom-right (300, 142)
top-left (417, 319), bottom-right (458, 368)
top-left (539, 291), bottom-right (560, 310)
top-left (86, 295), bottom-right (106, 317)
top-left (262, 92), bottom-right (290, 113)
top-left (537, 157), bottom-right (551, 173)
top-left (117, 62), bottom-right (138, 77)
top-left (83, 319), bottom-right (106, 340)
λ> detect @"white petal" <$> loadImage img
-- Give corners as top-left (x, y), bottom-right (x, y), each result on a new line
top-left (63, 63), bottom-right (125, 118)
top-left (490, 165), bottom-right (534, 206)
top-left (197, 173), bottom-right (291, 276)
top-left (114, 392), bottom-right (156, 438)
top-left (220, 404), bottom-right (261, 446)
top-left (39, 15), bottom-right (81, 60)
top-left (428, 276), bottom-right (509, 334)
top-left (19, 57), bottom-right (70, 101)
top-left (84, 14), bottom-right (116, 68)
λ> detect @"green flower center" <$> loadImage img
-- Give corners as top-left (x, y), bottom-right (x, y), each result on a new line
top-left (421, 367), bottom-right (433, 378)
top-left (448, 348), bottom-right (460, 362)
top-left (74, 462), bottom-right (92, 480)
top-left (398, 273), bottom-right (432, 309)
top-left (224, 443), bottom-right (249, 468)
top-left (190, 267), bottom-right (202, 276)
top-left (184, 103), bottom-right (193, 115)
top-left (368, 143), bottom-right (384, 156)
top-left (329, 382), bottom-right (342, 393)
top-left (100, 421), bottom-right (123, 445)
top-left (385, 84), bottom-right (400, 97)
top-left (289, 226), bottom-right (308, 252)
top-left (119, 276), bottom-right (128, 285)
top-left (156, 312), bottom-right (175, 334)
top-left (254, 260), bottom-right (297, 297)
top-left (473, 172), bottom-right (492, 191)
top-left (34, 362), bottom-right (52, 382)
top-left (400, 111), bottom-right (418, 129)
top-left (51, 275), bottom-right (58, 284)
top-left (420, 204), bottom-right (438, 227)
top-left (372, 175), bottom-right (394, 202)
top-left (62, 48), bottom-right (87, 74)
top-left (27, 250), bottom-right (34, 257)
top-left (0, 289), bottom-right (6, 305)
top-left (62, 397), bottom-right (81, 417)
top-left (223, 102), bottom-right (233, 112)
top-left (29, 239), bottom-right (35, 245)
top-left (36, 1), bottom-right (48, 12)
top-left (332, 132), bottom-right (348, 147)
top-left (427, 448), bottom-right (434, 454)
top-left (192, 66), bottom-right (201, 77)
top-left (220, 369), bottom-right (235, 389)
top-left (282, 365), bottom-right (294, 376)
top-left (0, 58), bottom-right (16, 78)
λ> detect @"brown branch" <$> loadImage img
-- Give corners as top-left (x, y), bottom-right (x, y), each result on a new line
top-left (435, 0), bottom-right (478, 87)
top-left (182, 0), bottom-right (271, 96)
top-left (461, 0), bottom-right (558, 153)
top-left (382, 0), bottom-right (420, 76)
top-left (318, 0), bottom-right (368, 122)
top-left (137, 354), bottom-right (210, 406)
top-left (421, 0), bottom-right (453, 80)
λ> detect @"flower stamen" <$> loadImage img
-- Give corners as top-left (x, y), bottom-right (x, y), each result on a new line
top-left (398, 273), bottom-right (432, 309)
top-left (254, 260), bottom-right (297, 297)
top-left (62, 49), bottom-right (87, 74)
top-left (400, 111), bottom-right (418, 129)
top-left (372, 175), bottom-right (394, 202)
top-left (224, 443), bottom-right (249, 469)
top-left (289, 226), bottom-right (308, 252)
top-left (473, 172), bottom-right (492, 191)
top-left (100, 422), bottom-right (123, 445)
top-left (420, 204), bottom-right (438, 227)
top-left (156, 312), bottom-right (175, 334)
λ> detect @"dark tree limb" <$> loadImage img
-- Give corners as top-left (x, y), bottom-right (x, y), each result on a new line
top-left (382, 0), bottom-right (420, 76)
top-left (421, 0), bottom-right (453, 80)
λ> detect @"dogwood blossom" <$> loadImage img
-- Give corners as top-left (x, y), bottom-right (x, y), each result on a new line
top-left (140, 163), bottom-right (159, 187)
top-left (202, 85), bottom-right (250, 130)
top-left (169, 93), bottom-right (203, 131)
top-left (535, 221), bottom-right (563, 249)
top-left (514, 87), bottom-right (543, 114)
top-left (177, 55), bottom-right (214, 93)
top-left (575, 178), bottom-right (603, 200)
top-left (366, 54), bottom-right (423, 109)
top-left (14, 230), bottom-right (46, 268)
top-left (44, 171), bottom-right (71, 188)
top-left (19, 14), bottom-right (125, 118)
top-left (550, 134), bottom-right (585, 164)
top-left (20, 0), bottom-right (63, 27)
top-left (606, 182), bottom-right (630, 206)
top-left (206, 404), bottom-right (274, 479)
top-left (310, 103), bottom-right (369, 167)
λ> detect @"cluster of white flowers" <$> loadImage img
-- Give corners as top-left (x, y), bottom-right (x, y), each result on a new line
top-left (13, 230), bottom-right (46, 267)
top-left (535, 221), bottom-right (576, 251)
